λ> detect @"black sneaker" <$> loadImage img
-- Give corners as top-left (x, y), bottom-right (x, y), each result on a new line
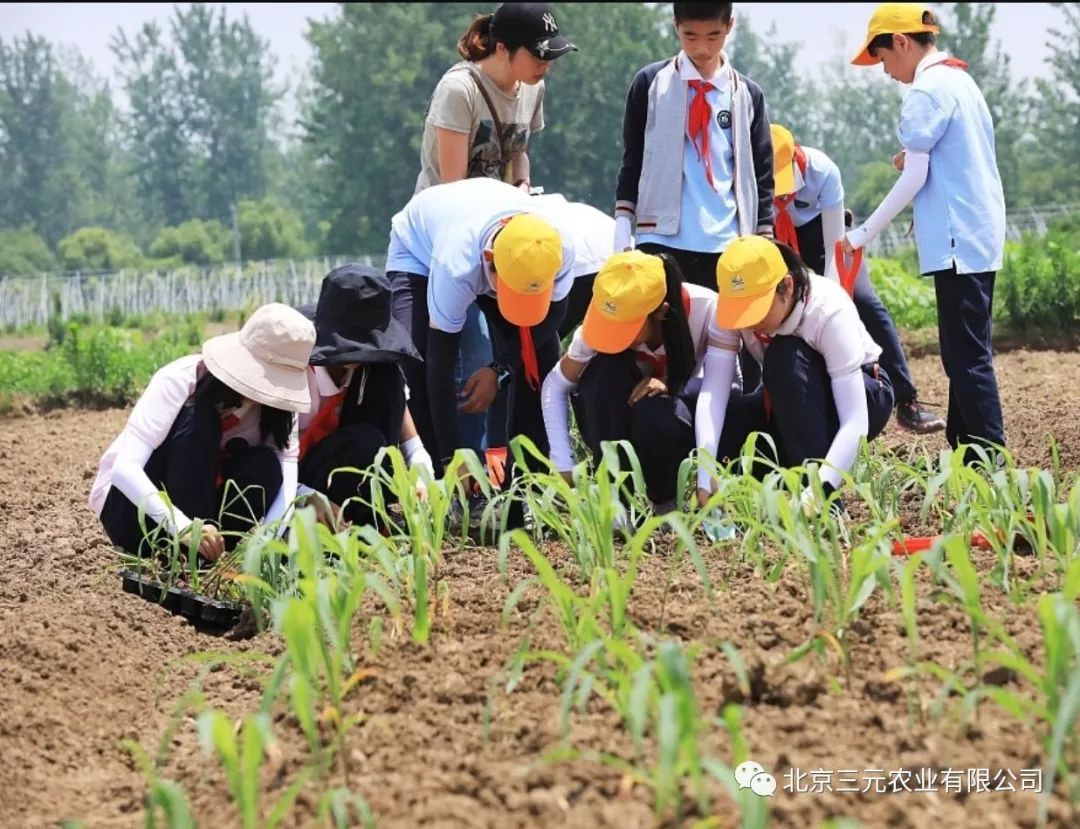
top-left (896, 401), bottom-right (946, 435)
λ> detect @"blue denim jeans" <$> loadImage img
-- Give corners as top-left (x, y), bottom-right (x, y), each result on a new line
top-left (457, 303), bottom-right (508, 454)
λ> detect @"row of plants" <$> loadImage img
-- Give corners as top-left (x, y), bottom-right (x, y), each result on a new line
top-left (104, 435), bottom-right (1080, 828)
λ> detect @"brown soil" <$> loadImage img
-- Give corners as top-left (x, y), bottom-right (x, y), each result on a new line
top-left (1, 349), bottom-right (1078, 829)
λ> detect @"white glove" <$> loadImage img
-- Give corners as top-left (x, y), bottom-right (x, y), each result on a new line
top-left (614, 215), bottom-right (634, 252)
top-left (402, 435), bottom-right (434, 497)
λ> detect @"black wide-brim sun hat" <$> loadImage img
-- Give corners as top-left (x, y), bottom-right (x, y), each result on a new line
top-left (299, 264), bottom-right (422, 367)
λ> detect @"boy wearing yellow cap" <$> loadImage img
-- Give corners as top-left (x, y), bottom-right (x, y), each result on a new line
top-left (695, 236), bottom-right (894, 513)
top-left (844, 3), bottom-right (1006, 465)
top-left (541, 250), bottom-right (739, 513)
top-left (770, 122), bottom-right (944, 435)
top-left (386, 177), bottom-right (605, 522)
top-left (614, 3), bottom-right (774, 290)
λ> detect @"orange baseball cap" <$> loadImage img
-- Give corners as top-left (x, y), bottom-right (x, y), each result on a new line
top-left (492, 213), bottom-right (563, 327)
top-left (715, 236), bottom-right (789, 330)
top-left (851, 3), bottom-right (940, 66)
top-left (582, 251), bottom-right (666, 354)
top-left (771, 124), bottom-right (796, 197)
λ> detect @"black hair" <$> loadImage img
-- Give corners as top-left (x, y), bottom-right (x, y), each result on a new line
top-left (653, 253), bottom-right (697, 397)
top-left (457, 8), bottom-right (526, 61)
top-left (772, 241), bottom-right (812, 306)
top-left (190, 371), bottom-right (293, 452)
top-left (673, 2), bottom-right (734, 24)
top-left (867, 10), bottom-right (938, 58)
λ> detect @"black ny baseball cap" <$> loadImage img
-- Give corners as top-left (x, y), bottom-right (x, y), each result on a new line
top-left (491, 2), bottom-right (578, 60)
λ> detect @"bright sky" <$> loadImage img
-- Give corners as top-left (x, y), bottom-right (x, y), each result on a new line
top-left (2, 2), bottom-right (1065, 106)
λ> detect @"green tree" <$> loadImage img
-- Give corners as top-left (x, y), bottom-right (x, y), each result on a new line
top-left (816, 58), bottom-right (904, 217)
top-left (1026, 2), bottom-right (1080, 204)
top-left (0, 226), bottom-right (55, 275)
top-left (303, 3), bottom-right (469, 253)
top-left (111, 21), bottom-right (190, 227)
top-left (526, 2), bottom-right (674, 207)
top-left (56, 227), bottom-right (142, 272)
top-left (237, 198), bottom-right (307, 260)
top-left (148, 219), bottom-right (232, 265)
top-left (0, 36), bottom-right (134, 245)
top-left (726, 15), bottom-right (816, 142)
top-left (111, 5), bottom-right (280, 229)
top-left (170, 4), bottom-right (281, 221)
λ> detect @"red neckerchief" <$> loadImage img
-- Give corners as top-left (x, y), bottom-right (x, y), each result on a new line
top-left (687, 79), bottom-right (716, 188)
top-left (773, 146), bottom-right (808, 252)
top-left (299, 387), bottom-right (347, 460)
top-left (927, 57), bottom-right (969, 71)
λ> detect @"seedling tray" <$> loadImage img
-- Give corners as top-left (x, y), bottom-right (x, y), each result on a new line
top-left (119, 569), bottom-right (244, 631)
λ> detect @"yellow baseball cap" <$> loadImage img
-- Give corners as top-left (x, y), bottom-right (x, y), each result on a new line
top-left (851, 3), bottom-right (940, 66)
top-left (582, 251), bottom-right (666, 354)
top-left (715, 236), bottom-right (789, 329)
top-left (771, 124), bottom-right (796, 197)
top-left (492, 213), bottom-right (563, 327)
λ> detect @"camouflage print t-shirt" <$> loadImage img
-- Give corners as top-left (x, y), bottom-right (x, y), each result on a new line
top-left (415, 61), bottom-right (545, 194)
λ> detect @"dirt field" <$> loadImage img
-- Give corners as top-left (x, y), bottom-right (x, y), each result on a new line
top-left (1, 348), bottom-right (1078, 829)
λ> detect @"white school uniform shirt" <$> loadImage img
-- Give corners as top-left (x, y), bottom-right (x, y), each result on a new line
top-left (898, 51), bottom-right (1006, 275)
top-left (696, 276), bottom-right (882, 491)
top-left (88, 353), bottom-right (299, 536)
top-left (529, 193), bottom-right (616, 277)
top-left (636, 51), bottom-right (740, 254)
top-left (783, 146), bottom-right (845, 228)
top-left (384, 177), bottom-right (578, 333)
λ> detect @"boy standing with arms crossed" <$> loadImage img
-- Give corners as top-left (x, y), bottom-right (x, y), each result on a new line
top-left (613, 2), bottom-right (774, 290)
top-left (844, 3), bottom-right (1007, 465)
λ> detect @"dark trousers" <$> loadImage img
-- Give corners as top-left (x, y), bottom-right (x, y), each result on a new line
top-left (931, 269), bottom-right (1005, 461)
top-left (560, 272), bottom-right (597, 340)
top-left (796, 216), bottom-right (917, 405)
top-left (300, 424), bottom-right (390, 527)
top-left (475, 292), bottom-right (566, 520)
top-left (99, 399), bottom-right (282, 557)
top-left (574, 351), bottom-right (696, 505)
top-left (714, 337), bottom-right (895, 481)
top-left (388, 269), bottom-right (565, 523)
top-left (389, 272), bottom-right (439, 466)
top-left (299, 363), bottom-right (406, 527)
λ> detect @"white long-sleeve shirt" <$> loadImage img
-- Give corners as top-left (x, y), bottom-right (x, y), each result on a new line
top-left (695, 276), bottom-right (883, 491)
top-left (88, 353), bottom-right (298, 536)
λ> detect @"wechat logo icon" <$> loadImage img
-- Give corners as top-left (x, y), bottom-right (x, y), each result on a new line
top-left (735, 760), bottom-right (777, 797)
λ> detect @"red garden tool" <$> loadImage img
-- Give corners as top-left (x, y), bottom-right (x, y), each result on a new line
top-left (834, 241), bottom-right (862, 298)
top-left (891, 513), bottom-right (1038, 557)
top-left (891, 532), bottom-right (994, 556)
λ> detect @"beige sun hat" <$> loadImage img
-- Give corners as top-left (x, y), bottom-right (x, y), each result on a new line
top-left (201, 303), bottom-right (316, 413)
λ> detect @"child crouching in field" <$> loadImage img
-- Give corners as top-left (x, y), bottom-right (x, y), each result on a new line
top-left (696, 236), bottom-right (894, 514)
top-left (295, 264), bottom-right (434, 530)
top-left (88, 303), bottom-right (316, 560)
top-left (542, 249), bottom-right (738, 514)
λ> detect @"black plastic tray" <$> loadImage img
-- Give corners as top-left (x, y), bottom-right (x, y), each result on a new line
top-left (119, 569), bottom-right (245, 631)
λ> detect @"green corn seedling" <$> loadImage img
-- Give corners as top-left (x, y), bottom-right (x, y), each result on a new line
top-left (196, 710), bottom-right (312, 829)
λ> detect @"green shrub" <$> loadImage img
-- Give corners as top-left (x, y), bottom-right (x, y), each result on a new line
top-left (998, 232), bottom-right (1080, 331)
top-left (238, 198), bottom-right (308, 261)
top-left (867, 256), bottom-right (938, 330)
top-left (56, 227), bottom-right (142, 272)
top-left (149, 219), bottom-right (233, 265)
top-left (0, 226), bottom-right (55, 276)
top-left (0, 321), bottom-right (197, 408)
